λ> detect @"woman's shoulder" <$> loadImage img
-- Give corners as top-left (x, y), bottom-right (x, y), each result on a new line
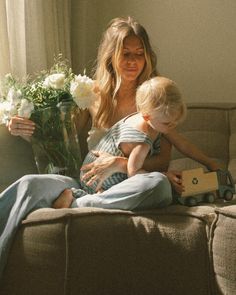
top-left (89, 82), bottom-right (101, 119)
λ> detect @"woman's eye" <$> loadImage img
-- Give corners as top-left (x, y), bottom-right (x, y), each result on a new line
top-left (123, 52), bottom-right (144, 58)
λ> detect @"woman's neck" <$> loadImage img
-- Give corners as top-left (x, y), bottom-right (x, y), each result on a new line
top-left (117, 80), bottom-right (137, 99)
top-left (107, 81), bottom-right (137, 127)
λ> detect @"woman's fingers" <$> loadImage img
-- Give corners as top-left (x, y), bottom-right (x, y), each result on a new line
top-left (86, 175), bottom-right (99, 186)
top-left (80, 162), bottom-right (94, 171)
top-left (8, 116), bottom-right (35, 136)
top-left (81, 169), bottom-right (96, 181)
top-left (95, 179), bottom-right (104, 192)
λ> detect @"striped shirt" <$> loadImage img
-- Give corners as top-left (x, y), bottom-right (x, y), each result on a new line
top-left (80, 116), bottom-right (162, 193)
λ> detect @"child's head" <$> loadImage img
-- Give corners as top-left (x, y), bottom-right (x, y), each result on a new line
top-left (136, 77), bottom-right (186, 133)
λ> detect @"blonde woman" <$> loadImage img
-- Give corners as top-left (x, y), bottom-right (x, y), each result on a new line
top-left (53, 76), bottom-right (188, 209)
top-left (1, 17), bottom-right (219, 278)
top-left (6, 16), bottom-right (175, 212)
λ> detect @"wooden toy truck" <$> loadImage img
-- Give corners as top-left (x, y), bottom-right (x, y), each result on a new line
top-left (177, 168), bottom-right (236, 206)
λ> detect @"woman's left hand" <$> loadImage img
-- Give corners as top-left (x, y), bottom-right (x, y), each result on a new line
top-left (81, 151), bottom-right (127, 191)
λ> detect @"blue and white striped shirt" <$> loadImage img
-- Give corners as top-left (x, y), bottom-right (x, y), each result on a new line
top-left (80, 116), bottom-right (162, 193)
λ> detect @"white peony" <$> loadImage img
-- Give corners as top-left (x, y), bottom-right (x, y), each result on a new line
top-left (43, 73), bottom-right (65, 89)
top-left (0, 100), bottom-right (17, 124)
top-left (70, 74), bottom-right (96, 109)
top-left (7, 87), bottom-right (22, 105)
top-left (18, 99), bottom-right (34, 118)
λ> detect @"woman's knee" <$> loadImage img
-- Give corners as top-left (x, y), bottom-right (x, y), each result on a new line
top-left (18, 174), bottom-right (79, 197)
top-left (18, 174), bottom-right (44, 193)
top-left (19, 174), bottom-right (40, 186)
top-left (151, 172), bottom-right (172, 207)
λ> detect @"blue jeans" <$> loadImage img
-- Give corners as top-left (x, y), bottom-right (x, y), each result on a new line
top-left (72, 172), bottom-right (172, 210)
top-left (0, 172), bottom-right (172, 279)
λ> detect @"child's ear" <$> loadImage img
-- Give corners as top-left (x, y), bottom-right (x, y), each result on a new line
top-left (142, 114), bottom-right (150, 121)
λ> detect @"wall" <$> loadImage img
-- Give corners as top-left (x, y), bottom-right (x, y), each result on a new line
top-left (71, 0), bottom-right (236, 103)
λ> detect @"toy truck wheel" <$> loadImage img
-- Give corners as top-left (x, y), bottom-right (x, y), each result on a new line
top-left (223, 190), bottom-right (233, 201)
top-left (186, 197), bottom-right (198, 207)
top-left (204, 193), bottom-right (215, 203)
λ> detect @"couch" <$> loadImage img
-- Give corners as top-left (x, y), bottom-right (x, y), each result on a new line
top-left (0, 103), bottom-right (235, 295)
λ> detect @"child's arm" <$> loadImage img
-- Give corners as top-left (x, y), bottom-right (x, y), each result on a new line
top-left (142, 136), bottom-right (172, 172)
top-left (165, 129), bottom-right (220, 171)
top-left (127, 143), bottom-right (150, 177)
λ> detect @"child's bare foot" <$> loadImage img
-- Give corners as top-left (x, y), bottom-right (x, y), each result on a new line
top-left (52, 189), bottom-right (75, 209)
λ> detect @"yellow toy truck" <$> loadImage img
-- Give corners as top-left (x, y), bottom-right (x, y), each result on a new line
top-left (177, 168), bottom-right (235, 206)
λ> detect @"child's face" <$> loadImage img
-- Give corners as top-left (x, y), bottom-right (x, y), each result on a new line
top-left (147, 111), bottom-right (180, 134)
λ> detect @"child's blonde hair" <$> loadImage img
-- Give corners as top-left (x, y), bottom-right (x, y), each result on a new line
top-left (136, 76), bottom-right (186, 122)
top-left (93, 16), bottom-right (158, 128)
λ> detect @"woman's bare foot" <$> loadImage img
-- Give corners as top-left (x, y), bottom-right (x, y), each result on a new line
top-left (52, 189), bottom-right (75, 209)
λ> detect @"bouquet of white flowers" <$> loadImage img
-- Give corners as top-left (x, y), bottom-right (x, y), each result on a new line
top-left (0, 55), bottom-right (96, 177)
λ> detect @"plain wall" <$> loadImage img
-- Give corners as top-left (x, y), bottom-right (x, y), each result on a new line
top-left (71, 0), bottom-right (236, 103)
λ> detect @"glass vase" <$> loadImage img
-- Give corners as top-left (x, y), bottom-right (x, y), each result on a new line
top-left (30, 101), bottom-right (82, 178)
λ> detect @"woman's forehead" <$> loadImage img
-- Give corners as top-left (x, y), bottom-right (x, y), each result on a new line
top-left (123, 35), bottom-right (143, 49)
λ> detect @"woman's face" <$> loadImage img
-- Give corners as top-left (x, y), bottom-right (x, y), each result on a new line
top-left (115, 35), bottom-right (146, 83)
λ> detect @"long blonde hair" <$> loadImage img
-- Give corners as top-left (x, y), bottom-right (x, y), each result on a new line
top-left (93, 16), bottom-right (158, 128)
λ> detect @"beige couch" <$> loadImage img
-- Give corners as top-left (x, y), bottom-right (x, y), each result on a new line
top-left (0, 103), bottom-right (236, 295)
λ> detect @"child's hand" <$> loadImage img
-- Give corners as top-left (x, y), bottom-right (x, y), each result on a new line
top-left (165, 170), bottom-right (184, 194)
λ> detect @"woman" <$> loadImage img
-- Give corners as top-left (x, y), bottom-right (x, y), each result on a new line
top-left (7, 16), bottom-right (175, 210)
top-left (0, 17), bottom-right (171, 279)
top-left (1, 16), bottom-right (218, 278)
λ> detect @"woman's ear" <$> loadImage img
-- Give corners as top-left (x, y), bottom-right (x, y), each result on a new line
top-left (142, 114), bottom-right (150, 121)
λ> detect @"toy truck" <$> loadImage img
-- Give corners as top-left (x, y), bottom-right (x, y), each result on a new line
top-left (177, 168), bottom-right (236, 206)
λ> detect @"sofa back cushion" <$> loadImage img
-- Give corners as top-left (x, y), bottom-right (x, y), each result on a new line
top-left (169, 104), bottom-right (236, 182)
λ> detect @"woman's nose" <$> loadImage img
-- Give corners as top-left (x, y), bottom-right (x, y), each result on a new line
top-left (127, 54), bottom-right (136, 63)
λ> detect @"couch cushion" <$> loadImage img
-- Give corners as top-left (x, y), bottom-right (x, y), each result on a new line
top-left (0, 126), bottom-right (37, 192)
top-left (211, 205), bottom-right (236, 295)
top-left (1, 205), bottom-right (219, 295)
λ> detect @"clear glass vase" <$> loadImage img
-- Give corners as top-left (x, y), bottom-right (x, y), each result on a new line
top-left (30, 101), bottom-right (82, 178)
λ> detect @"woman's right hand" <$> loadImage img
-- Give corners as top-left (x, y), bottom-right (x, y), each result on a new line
top-left (81, 151), bottom-right (128, 192)
top-left (7, 116), bottom-right (35, 138)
